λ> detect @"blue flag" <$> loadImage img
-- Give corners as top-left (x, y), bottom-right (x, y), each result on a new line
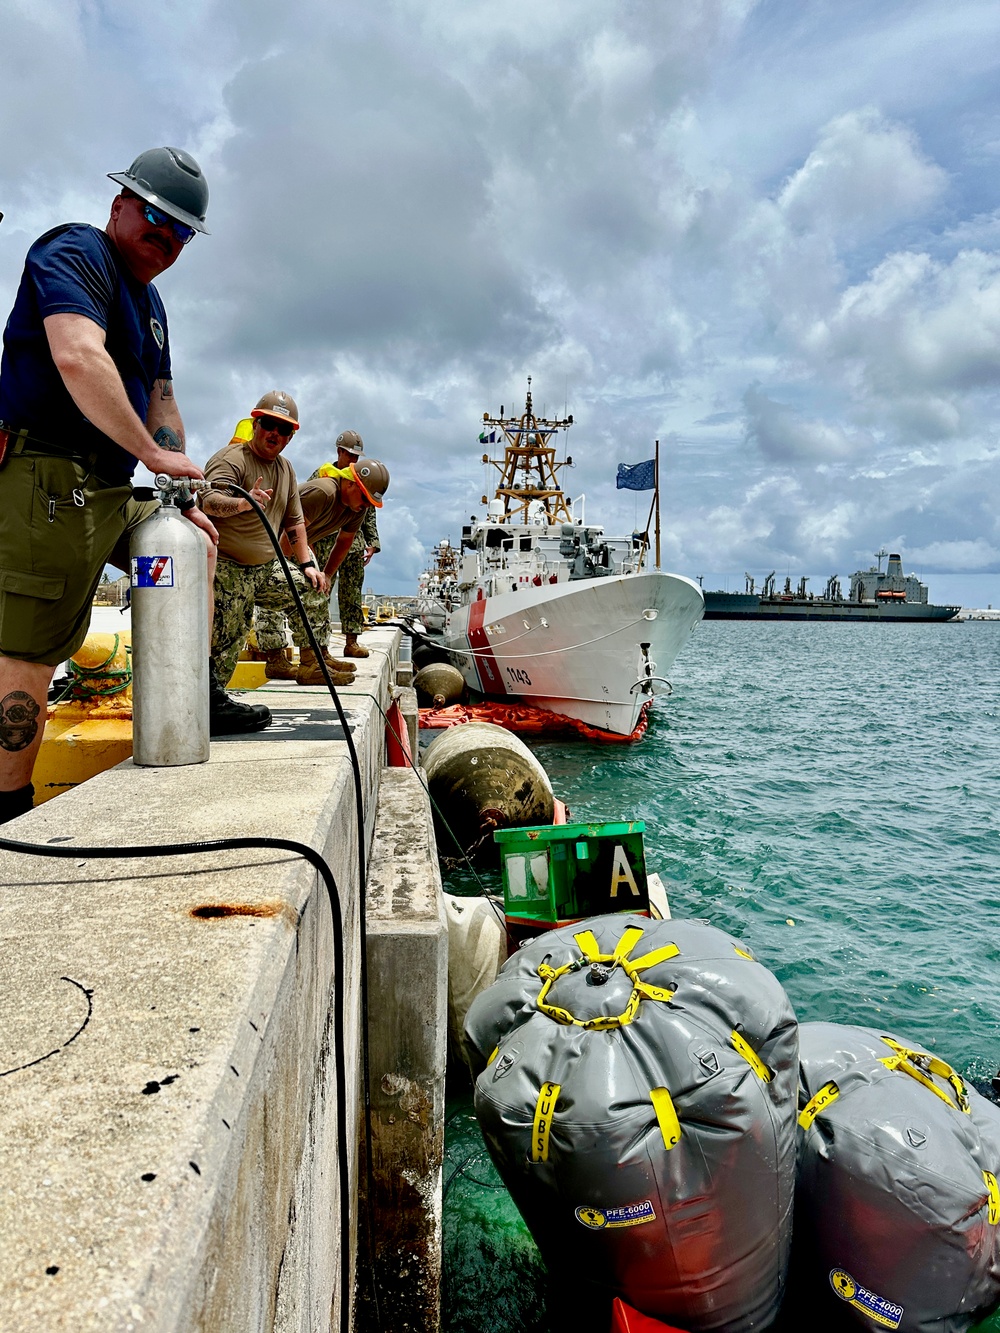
top-left (616, 459), bottom-right (656, 491)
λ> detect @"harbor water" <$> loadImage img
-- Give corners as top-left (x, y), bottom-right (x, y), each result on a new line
top-left (443, 618), bottom-right (1000, 1332)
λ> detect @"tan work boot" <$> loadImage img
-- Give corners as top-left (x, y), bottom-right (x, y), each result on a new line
top-left (343, 633), bottom-right (369, 658)
top-left (263, 648), bottom-right (297, 680)
top-left (296, 647), bottom-right (355, 687)
top-left (319, 648), bottom-right (357, 672)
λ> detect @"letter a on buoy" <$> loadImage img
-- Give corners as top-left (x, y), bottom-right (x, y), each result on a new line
top-left (609, 846), bottom-right (640, 898)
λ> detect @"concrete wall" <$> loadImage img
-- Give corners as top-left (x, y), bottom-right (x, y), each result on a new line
top-left (361, 767), bottom-right (447, 1333)
top-left (0, 631), bottom-right (405, 1332)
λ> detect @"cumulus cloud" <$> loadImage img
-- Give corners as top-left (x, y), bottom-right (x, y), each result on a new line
top-left (907, 539), bottom-right (1000, 570)
top-left (777, 108), bottom-right (947, 240)
top-left (743, 387), bottom-right (866, 462)
top-left (809, 249), bottom-right (1000, 393)
top-left (1, 1), bottom-right (1000, 601)
top-left (198, 37), bottom-right (544, 367)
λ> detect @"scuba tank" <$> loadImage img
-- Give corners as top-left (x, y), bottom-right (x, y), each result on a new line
top-left (129, 475), bottom-right (210, 766)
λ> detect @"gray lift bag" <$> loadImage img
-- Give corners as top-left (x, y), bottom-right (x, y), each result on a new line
top-left (464, 914), bottom-right (799, 1331)
top-left (796, 1022), bottom-right (1000, 1332)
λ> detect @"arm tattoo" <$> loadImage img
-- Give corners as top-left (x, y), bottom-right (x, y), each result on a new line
top-left (0, 691), bottom-right (40, 752)
top-left (159, 379), bottom-right (174, 399)
top-left (201, 495), bottom-right (245, 518)
top-left (153, 425), bottom-right (183, 453)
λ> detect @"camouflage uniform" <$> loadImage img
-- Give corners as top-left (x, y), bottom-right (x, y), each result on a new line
top-left (336, 509), bottom-right (379, 635)
top-left (213, 559), bottom-right (278, 686)
top-left (254, 536), bottom-right (337, 652)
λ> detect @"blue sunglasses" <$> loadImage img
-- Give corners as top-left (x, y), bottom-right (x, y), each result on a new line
top-left (142, 202), bottom-right (196, 245)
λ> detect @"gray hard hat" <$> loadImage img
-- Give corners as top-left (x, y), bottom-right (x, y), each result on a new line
top-left (108, 147), bottom-right (210, 235)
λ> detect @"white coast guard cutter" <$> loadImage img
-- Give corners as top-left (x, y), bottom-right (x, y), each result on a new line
top-left (423, 383), bottom-right (703, 738)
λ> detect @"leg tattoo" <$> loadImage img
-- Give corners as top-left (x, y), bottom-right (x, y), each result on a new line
top-left (0, 691), bottom-right (41, 752)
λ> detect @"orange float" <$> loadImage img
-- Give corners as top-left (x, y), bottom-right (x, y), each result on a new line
top-left (610, 1298), bottom-right (687, 1333)
top-left (417, 700), bottom-right (650, 743)
top-left (384, 697), bottom-right (414, 767)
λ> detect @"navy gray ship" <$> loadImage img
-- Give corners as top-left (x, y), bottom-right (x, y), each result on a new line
top-left (703, 550), bottom-right (960, 622)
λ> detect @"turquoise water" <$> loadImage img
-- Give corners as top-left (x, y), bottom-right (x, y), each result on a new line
top-left (442, 620), bottom-right (1000, 1331)
top-left (532, 619), bottom-right (1000, 1080)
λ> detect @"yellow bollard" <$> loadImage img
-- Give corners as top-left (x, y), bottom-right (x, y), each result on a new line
top-left (67, 631), bottom-right (132, 713)
top-left (32, 633), bottom-right (135, 805)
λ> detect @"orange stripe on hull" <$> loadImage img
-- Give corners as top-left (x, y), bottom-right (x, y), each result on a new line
top-left (418, 700), bottom-right (650, 743)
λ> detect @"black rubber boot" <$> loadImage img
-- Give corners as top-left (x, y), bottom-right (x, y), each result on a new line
top-left (0, 783), bottom-right (34, 826)
top-left (208, 662), bottom-right (271, 735)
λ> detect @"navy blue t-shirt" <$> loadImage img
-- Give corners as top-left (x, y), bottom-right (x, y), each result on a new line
top-left (0, 223), bottom-right (171, 481)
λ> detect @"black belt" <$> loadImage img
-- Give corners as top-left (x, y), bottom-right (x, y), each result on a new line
top-left (0, 422), bottom-right (98, 467)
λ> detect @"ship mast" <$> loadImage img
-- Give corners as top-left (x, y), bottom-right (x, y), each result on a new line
top-left (481, 376), bottom-right (574, 524)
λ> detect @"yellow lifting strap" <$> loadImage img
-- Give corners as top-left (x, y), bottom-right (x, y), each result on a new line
top-left (629, 943), bottom-right (681, 971)
top-left (798, 1080), bottom-right (840, 1130)
top-left (569, 929), bottom-right (677, 976)
top-left (731, 1030), bottom-right (772, 1082)
top-left (634, 980), bottom-right (676, 1003)
top-left (613, 926), bottom-right (646, 963)
top-left (733, 945), bottom-right (755, 961)
top-left (878, 1036), bottom-right (971, 1114)
top-left (537, 925), bottom-right (678, 1031)
top-left (531, 1081), bottom-right (560, 1163)
top-left (984, 1171), bottom-right (1000, 1225)
top-left (573, 930), bottom-right (601, 961)
top-left (650, 1087), bottom-right (682, 1150)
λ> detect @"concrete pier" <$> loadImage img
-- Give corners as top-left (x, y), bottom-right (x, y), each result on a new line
top-left (362, 767), bottom-right (447, 1332)
top-left (0, 628), bottom-right (443, 1332)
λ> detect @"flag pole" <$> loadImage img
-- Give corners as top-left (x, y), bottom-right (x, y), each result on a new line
top-left (639, 491), bottom-right (654, 570)
top-left (654, 439), bottom-right (661, 570)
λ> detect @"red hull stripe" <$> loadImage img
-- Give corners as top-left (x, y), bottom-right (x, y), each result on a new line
top-left (467, 597), bottom-right (507, 696)
top-left (418, 701), bottom-right (651, 743)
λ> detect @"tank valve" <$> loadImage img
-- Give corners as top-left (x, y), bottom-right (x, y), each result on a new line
top-left (588, 963), bottom-right (611, 986)
top-left (154, 474), bottom-right (210, 508)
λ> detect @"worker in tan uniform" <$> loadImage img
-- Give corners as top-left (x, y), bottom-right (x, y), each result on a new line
top-left (324, 430), bottom-right (380, 660)
top-left (257, 455), bottom-right (389, 685)
top-left (200, 390), bottom-right (353, 708)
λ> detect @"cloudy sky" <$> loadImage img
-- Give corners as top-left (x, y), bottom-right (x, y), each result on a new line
top-left (4, 0), bottom-right (1000, 604)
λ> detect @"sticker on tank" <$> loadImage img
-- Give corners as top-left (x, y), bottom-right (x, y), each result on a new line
top-left (131, 556), bottom-right (174, 587)
top-left (830, 1269), bottom-right (903, 1329)
top-left (575, 1200), bottom-right (656, 1230)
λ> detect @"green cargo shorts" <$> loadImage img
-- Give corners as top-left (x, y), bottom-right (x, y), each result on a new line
top-left (0, 453), bottom-right (158, 666)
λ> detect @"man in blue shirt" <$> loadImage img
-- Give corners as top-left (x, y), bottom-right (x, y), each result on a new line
top-left (0, 147), bottom-right (267, 824)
